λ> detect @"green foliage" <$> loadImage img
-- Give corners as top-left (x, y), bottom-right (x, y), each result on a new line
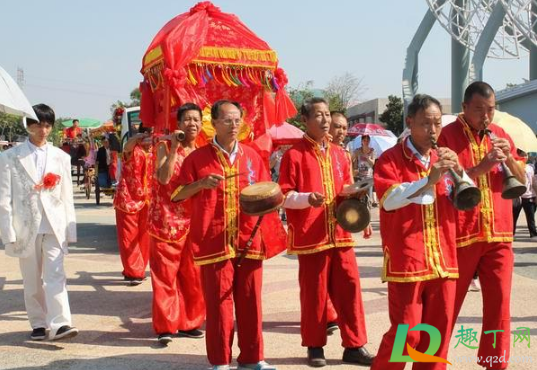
top-left (326, 94), bottom-right (345, 113)
top-left (287, 81), bottom-right (315, 126)
top-left (50, 118), bottom-right (71, 146)
top-left (0, 113), bottom-right (26, 142)
top-left (130, 87), bottom-right (141, 106)
top-left (110, 87), bottom-right (140, 116)
top-left (379, 95), bottom-right (404, 136)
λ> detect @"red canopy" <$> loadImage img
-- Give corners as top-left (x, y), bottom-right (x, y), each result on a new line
top-left (139, 1), bottom-right (296, 141)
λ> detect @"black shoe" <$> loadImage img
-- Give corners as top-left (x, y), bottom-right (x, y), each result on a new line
top-left (326, 322), bottom-right (339, 336)
top-left (124, 276), bottom-right (145, 286)
top-left (30, 327), bottom-right (46, 341)
top-left (158, 333), bottom-right (173, 345)
top-left (177, 328), bottom-right (204, 338)
top-left (307, 347), bottom-right (326, 367)
top-left (53, 325), bottom-right (79, 340)
top-left (342, 347), bottom-right (375, 366)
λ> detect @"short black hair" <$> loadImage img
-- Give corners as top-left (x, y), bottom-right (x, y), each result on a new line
top-left (73, 119), bottom-right (79, 124)
top-left (330, 111), bottom-right (347, 120)
top-left (138, 122), bottom-right (152, 134)
top-left (301, 97), bottom-right (328, 118)
top-left (463, 81), bottom-right (495, 103)
top-left (407, 94), bottom-right (442, 118)
top-left (26, 104), bottom-right (55, 126)
top-left (177, 103), bottom-right (202, 122)
top-left (211, 100), bottom-right (243, 120)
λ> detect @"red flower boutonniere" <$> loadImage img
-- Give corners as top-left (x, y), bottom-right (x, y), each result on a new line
top-left (34, 173), bottom-right (61, 191)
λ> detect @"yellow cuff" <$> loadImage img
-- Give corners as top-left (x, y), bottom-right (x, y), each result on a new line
top-left (170, 185), bottom-right (185, 202)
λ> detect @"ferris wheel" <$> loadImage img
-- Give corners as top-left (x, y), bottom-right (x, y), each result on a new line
top-left (426, 0), bottom-right (528, 58)
top-left (501, 0), bottom-right (537, 48)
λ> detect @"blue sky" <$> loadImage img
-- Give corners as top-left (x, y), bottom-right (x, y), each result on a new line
top-left (0, 0), bottom-right (530, 121)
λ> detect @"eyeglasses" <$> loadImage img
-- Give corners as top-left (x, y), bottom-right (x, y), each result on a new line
top-left (217, 118), bottom-right (242, 126)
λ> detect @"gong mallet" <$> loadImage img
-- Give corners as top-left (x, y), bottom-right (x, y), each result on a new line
top-left (236, 215), bottom-right (265, 267)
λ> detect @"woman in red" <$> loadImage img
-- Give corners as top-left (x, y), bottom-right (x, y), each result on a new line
top-left (113, 126), bottom-right (153, 285)
top-left (148, 103), bottom-right (206, 345)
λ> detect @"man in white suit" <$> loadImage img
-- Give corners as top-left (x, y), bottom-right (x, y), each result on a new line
top-left (0, 104), bottom-right (78, 341)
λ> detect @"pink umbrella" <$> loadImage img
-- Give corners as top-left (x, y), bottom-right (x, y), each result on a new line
top-left (269, 122), bottom-right (304, 145)
top-left (347, 123), bottom-right (394, 137)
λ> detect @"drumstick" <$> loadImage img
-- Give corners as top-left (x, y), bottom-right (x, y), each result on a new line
top-left (237, 215), bottom-right (265, 267)
top-left (225, 172), bottom-right (247, 179)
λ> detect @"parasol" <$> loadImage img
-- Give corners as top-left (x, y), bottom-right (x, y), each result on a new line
top-left (347, 123), bottom-right (394, 137)
top-left (493, 110), bottom-right (537, 152)
top-left (268, 122), bottom-right (304, 145)
top-left (62, 118), bottom-right (102, 128)
top-left (0, 65), bottom-right (37, 120)
top-left (350, 135), bottom-right (397, 156)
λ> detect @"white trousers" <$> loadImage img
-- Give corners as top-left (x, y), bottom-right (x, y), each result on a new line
top-left (19, 234), bottom-right (72, 337)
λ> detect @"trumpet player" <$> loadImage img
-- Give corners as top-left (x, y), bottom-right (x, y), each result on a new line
top-left (148, 103), bottom-right (206, 345)
top-left (373, 94), bottom-right (470, 370)
top-left (438, 82), bottom-right (524, 369)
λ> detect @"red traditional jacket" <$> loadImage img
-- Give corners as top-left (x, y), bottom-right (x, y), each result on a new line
top-left (113, 145), bottom-right (152, 214)
top-left (374, 138), bottom-right (459, 282)
top-left (177, 142), bottom-right (286, 266)
top-left (147, 143), bottom-right (191, 242)
top-left (438, 115), bottom-right (522, 248)
top-left (278, 135), bottom-right (355, 255)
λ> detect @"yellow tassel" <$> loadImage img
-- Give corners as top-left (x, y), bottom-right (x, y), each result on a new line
top-left (198, 46), bottom-right (277, 63)
top-left (187, 67), bottom-right (197, 85)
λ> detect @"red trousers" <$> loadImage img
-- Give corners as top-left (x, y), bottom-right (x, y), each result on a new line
top-left (115, 206), bottom-right (150, 279)
top-left (453, 241), bottom-right (513, 370)
top-left (150, 236), bottom-right (205, 334)
top-left (327, 297), bottom-right (338, 323)
top-left (297, 247), bottom-right (367, 348)
top-left (371, 279), bottom-right (456, 370)
top-left (201, 258), bottom-right (264, 366)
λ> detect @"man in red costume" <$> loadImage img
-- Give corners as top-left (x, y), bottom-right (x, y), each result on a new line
top-left (148, 103), bottom-right (206, 345)
top-left (174, 100), bottom-right (282, 370)
top-left (438, 82), bottom-right (525, 370)
top-left (113, 126), bottom-right (153, 285)
top-left (63, 119), bottom-right (82, 140)
top-left (372, 94), bottom-right (465, 370)
top-left (278, 97), bottom-right (374, 367)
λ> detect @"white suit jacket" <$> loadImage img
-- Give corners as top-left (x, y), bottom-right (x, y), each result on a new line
top-left (0, 141), bottom-right (77, 258)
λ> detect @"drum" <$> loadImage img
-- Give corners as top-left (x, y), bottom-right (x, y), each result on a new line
top-left (336, 197), bottom-right (370, 233)
top-left (240, 182), bottom-right (284, 216)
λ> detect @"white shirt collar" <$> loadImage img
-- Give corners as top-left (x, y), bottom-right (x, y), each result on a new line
top-left (27, 140), bottom-right (48, 152)
top-left (406, 138), bottom-right (430, 168)
top-left (213, 137), bottom-right (238, 156)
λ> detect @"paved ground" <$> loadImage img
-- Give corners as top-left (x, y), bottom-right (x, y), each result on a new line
top-left (0, 189), bottom-right (536, 369)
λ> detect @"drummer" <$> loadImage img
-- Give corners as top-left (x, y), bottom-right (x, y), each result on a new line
top-left (371, 94), bottom-right (467, 370)
top-left (172, 100), bottom-right (283, 370)
top-left (278, 97), bottom-right (374, 367)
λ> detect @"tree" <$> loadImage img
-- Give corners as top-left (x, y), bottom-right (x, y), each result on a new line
top-left (109, 87), bottom-right (140, 116)
top-left (129, 87), bottom-right (141, 106)
top-left (324, 72), bottom-right (366, 113)
top-left (286, 81), bottom-right (315, 131)
top-left (0, 113), bottom-right (26, 142)
top-left (379, 95), bottom-right (404, 136)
